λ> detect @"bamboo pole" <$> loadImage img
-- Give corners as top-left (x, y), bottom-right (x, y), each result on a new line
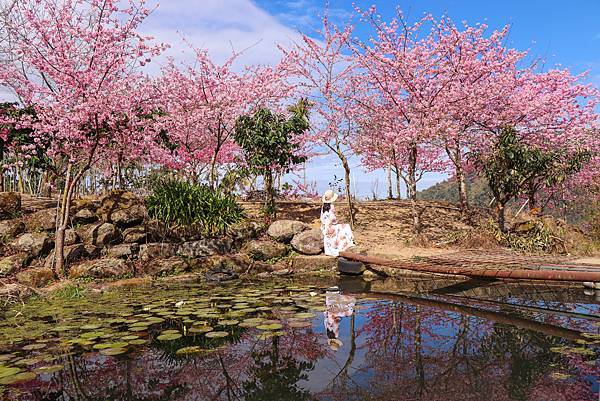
top-left (367, 291), bottom-right (587, 341)
top-left (339, 252), bottom-right (600, 283)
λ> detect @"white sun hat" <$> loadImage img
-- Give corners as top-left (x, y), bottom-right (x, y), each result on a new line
top-left (322, 189), bottom-right (339, 204)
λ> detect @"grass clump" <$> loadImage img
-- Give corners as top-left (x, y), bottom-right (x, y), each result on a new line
top-left (146, 178), bottom-right (245, 237)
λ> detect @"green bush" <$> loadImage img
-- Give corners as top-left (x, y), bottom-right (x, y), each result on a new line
top-left (146, 179), bottom-right (245, 236)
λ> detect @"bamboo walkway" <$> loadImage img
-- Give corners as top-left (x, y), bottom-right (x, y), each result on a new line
top-left (340, 250), bottom-right (600, 283)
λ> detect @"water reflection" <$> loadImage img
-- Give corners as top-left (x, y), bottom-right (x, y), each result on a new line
top-left (324, 287), bottom-right (356, 352)
top-left (0, 278), bottom-right (598, 401)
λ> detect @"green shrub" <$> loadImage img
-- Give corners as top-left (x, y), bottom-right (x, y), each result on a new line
top-left (146, 179), bottom-right (245, 236)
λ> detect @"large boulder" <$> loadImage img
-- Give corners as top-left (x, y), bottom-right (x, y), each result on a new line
top-left (16, 267), bottom-right (54, 288)
top-left (0, 219), bottom-right (26, 239)
top-left (290, 228), bottom-right (324, 255)
top-left (289, 254), bottom-right (337, 272)
top-left (139, 243), bottom-right (178, 262)
top-left (241, 239), bottom-right (287, 261)
top-left (230, 221), bottom-right (264, 245)
top-left (178, 238), bottom-right (233, 258)
top-left (44, 244), bottom-right (86, 268)
top-left (69, 258), bottom-right (131, 279)
top-left (138, 256), bottom-right (203, 277)
top-left (12, 232), bottom-right (54, 257)
top-left (106, 243), bottom-right (139, 260)
top-left (79, 223), bottom-right (121, 247)
top-left (72, 208), bottom-right (98, 225)
top-left (0, 253), bottom-right (31, 277)
top-left (122, 226), bottom-right (147, 244)
top-left (0, 283), bottom-right (34, 304)
top-left (0, 192), bottom-right (21, 219)
top-left (25, 208), bottom-right (56, 232)
top-left (97, 190), bottom-right (147, 228)
top-left (64, 229), bottom-right (80, 246)
top-left (267, 220), bottom-right (308, 243)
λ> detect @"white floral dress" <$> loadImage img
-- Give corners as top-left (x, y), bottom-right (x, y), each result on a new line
top-left (320, 204), bottom-right (355, 257)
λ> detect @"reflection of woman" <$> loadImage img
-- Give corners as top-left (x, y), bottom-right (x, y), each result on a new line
top-left (320, 190), bottom-right (355, 257)
top-left (324, 287), bottom-right (355, 351)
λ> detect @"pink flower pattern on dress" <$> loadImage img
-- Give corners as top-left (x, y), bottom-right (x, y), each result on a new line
top-left (320, 204), bottom-right (355, 257)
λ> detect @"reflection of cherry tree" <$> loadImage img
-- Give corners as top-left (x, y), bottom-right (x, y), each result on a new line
top-left (7, 327), bottom-right (328, 401)
top-left (320, 300), bottom-right (598, 401)
top-left (242, 336), bottom-right (315, 401)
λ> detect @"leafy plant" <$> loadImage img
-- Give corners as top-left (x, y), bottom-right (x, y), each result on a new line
top-left (146, 178), bottom-right (245, 236)
top-left (472, 127), bottom-right (590, 231)
top-left (234, 99), bottom-right (310, 217)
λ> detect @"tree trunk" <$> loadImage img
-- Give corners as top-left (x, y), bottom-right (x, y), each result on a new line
top-left (497, 201), bottom-right (506, 233)
top-left (0, 148), bottom-right (3, 192)
top-left (209, 155), bottom-right (218, 190)
top-left (445, 145), bottom-right (468, 214)
top-left (264, 169), bottom-right (276, 218)
top-left (339, 152), bottom-right (355, 229)
top-left (393, 164), bottom-right (402, 200)
top-left (407, 144), bottom-right (421, 234)
top-left (527, 183), bottom-right (537, 211)
top-left (386, 165), bottom-right (393, 199)
top-left (16, 164), bottom-right (25, 193)
top-left (54, 163), bottom-right (86, 278)
top-left (54, 163), bottom-right (73, 278)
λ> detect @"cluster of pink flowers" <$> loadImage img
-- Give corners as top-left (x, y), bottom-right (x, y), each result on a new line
top-left (0, 0), bottom-right (597, 205)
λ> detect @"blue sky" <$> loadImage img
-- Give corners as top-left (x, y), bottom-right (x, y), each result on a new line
top-left (2, 1), bottom-right (596, 197)
top-left (256, 0), bottom-right (600, 86)
top-left (250, 0), bottom-right (600, 197)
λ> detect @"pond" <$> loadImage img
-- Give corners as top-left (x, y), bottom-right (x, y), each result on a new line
top-left (0, 276), bottom-right (598, 401)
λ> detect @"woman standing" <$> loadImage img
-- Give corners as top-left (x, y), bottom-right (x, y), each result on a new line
top-left (320, 190), bottom-right (355, 257)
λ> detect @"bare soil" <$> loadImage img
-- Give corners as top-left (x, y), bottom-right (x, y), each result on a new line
top-left (242, 199), bottom-right (479, 260)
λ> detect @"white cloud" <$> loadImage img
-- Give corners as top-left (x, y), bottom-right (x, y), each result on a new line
top-left (142, 0), bottom-right (303, 69)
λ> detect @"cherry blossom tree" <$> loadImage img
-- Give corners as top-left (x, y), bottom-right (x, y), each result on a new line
top-left (281, 17), bottom-right (358, 227)
top-left (350, 8), bottom-right (458, 233)
top-left (0, 0), bottom-right (164, 276)
top-left (153, 48), bottom-right (291, 188)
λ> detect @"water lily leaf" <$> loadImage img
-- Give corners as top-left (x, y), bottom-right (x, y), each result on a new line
top-left (217, 320), bottom-right (239, 326)
top-left (160, 330), bottom-right (180, 335)
top-left (0, 371), bottom-right (36, 385)
top-left (34, 365), bottom-right (64, 374)
top-left (100, 348), bottom-right (127, 356)
top-left (80, 324), bottom-right (102, 330)
top-left (288, 321), bottom-right (312, 328)
top-left (257, 324), bottom-right (283, 331)
top-left (0, 366), bottom-right (22, 379)
top-left (120, 335), bottom-right (139, 341)
top-left (176, 346), bottom-right (203, 356)
top-left (129, 339), bottom-right (148, 345)
top-left (294, 313), bottom-right (315, 319)
top-left (22, 343), bottom-right (46, 351)
top-left (205, 331), bottom-right (229, 339)
top-left (189, 326), bottom-right (213, 334)
top-left (157, 333), bottom-right (182, 341)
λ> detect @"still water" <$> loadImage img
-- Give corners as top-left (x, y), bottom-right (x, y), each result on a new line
top-left (0, 277), bottom-right (599, 401)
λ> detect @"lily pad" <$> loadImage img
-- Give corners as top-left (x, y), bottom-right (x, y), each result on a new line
top-left (218, 320), bottom-right (239, 326)
top-left (176, 346), bottom-right (203, 356)
top-left (100, 348), bottom-right (127, 356)
top-left (0, 366), bottom-right (22, 379)
top-left (157, 333), bottom-right (182, 341)
top-left (22, 343), bottom-right (46, 351)
top-left (288, 321), bottom-right (312, 328)
top-left (34, 364), bottom-right (64, 374)
top-left (0, 371), bottom-right (36, 385)
top-left (294, 312), bottom-right (315, 319)
top-left (205, 331), bottom-right (229, 339)
top-left (257, 323), bottom-right (283, 331)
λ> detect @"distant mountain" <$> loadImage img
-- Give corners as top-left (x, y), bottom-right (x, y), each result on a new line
top-left (417, 175), bottom-right (493, 207)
